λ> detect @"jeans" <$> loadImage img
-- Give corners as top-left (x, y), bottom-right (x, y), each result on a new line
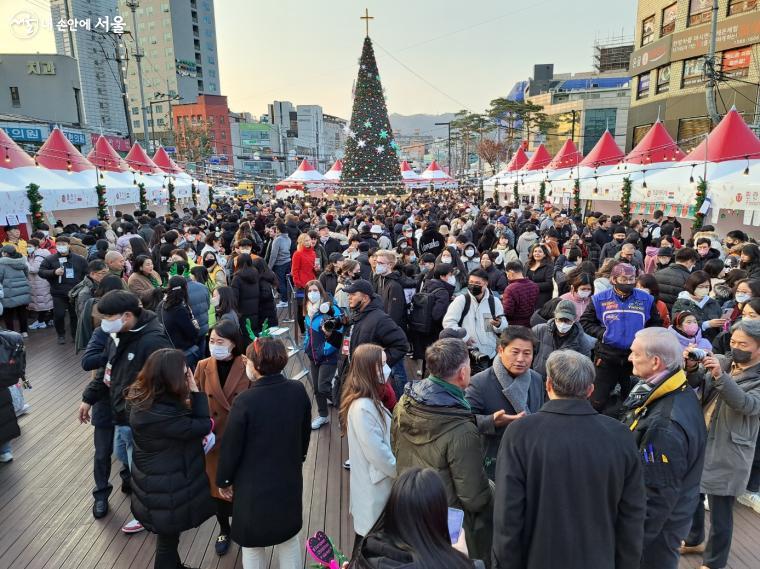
top-left (93, 425), bottom-right (130, 501)
top-left (52, 296), bottom-right (77, 338)
top-left (242, 532), bottom-right (301, 569)
top-left (273, 262), bottom-right (291, 300)
top-left (114, 425), bottom-right (134, 470)
top-left (0, 441), bottom-right (11, 454)
top-left (4, 305), bottom-right (28, 333)
top-left (391, 360), bottom-right (408, 399)
top-left (154, 533), bottom-right (180, 569)
top-left (310, 362), bottom-right (337, 417)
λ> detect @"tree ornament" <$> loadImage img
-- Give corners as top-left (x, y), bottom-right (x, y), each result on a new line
top-left (538, 181), bottom-right (546, 206)
top-left (375, 145), bottom-right (385, 154)
top-left (357, 139), bottom-right (366, 148)
top-left (138, 182), bottom-right (147, 211)
top-left (379, 129), bottom-right (388, 139)
top-left (363, 120), bottom-right (372, 128)
top-left (26, 183), bottom-right (44, 230)
top-left (95, 184), bottom-right (108, 220)
top-left (620, 176), bottom-right (632, 221)
top-left (692, 178), bottom-right (708, 232)
top-left (167, 179), bottom-right (176, 213)
top-left (572, 178), bottom-right (581, 218)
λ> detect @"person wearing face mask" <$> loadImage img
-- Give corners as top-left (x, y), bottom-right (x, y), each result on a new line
top-left (480, 251), bottom-right (508, 295)
top-left (38, 236), bottom-right (89, 345)
top-left (302, 280), bottom-right (345, 430)
top-left (682, 320), bottom-right (760, 569)
top-left (461, 243), bottom-right (480, 273)
top-left (194, 321), bottom-right (250, 556)
top-left (669, 311), bottom-right (713, 352)
top-left (672, 271), bottom-right (724, 342)
top-left (216, 337), bottom-right (312, 569)
top-left (339, 343), bottom-right (397, 555)
top-left (581, 263), bottom-right (663, 415)
top-left (437, 246), bottom-right (468, 290)
top-left (334, 259), bottom-right (361, 311)
top-left (558, 273), bottom-right (594, 321)
top-left (202, 251), bottom-right (227, 288)
top-left (372, 250), bottom-right (406, 328)
top-left (291, 233), bottom-right (318, 333)
top-left (599, 225), bottom-right (627, 262)
top-left (655, 247), bottom-right (700, 310)
top-left (531, 300), bottom-right (596, 380)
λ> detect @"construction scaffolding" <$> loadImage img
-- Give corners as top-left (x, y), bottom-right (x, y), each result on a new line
top-left (593, 34), bottom-right (635, 74)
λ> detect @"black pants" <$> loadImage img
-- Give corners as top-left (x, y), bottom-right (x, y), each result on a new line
top-left (35, 310), bottom-right (51, 323)
top-left (687, 494), bottom-right (736, 568)
top-left (747, 430), bottom-right (760, 493)
top-left (310, 362), bottom-right (337, 417)
top-left (155, 533), bottom-right (181, 569)
top-left (52, 296), bottom-right (77, 338)
top-left (92, 425), bottom-right (131, 501)
top-left (351, 533), bottom-right (364, 561)
top-left (4, 305), bottom-right (28, 333)
top-left (591, 353), bottom-right (633, 415)
top-left (215, 497), bottom-right (232, 535)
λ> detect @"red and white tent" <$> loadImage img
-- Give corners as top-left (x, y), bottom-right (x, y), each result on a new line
top-left (419, 160), bottom-right (457, 188)
top-left (86, 135), bottom-right (136, 205)
top-left (276, 159), bottom-right (326, 196)
top-left (400, 160), bottom-right (426, 189)
top-left (324, 159), bottom-right (343, 181)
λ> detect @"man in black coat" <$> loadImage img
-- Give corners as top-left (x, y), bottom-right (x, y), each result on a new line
top-left (38, 235), bottom-right (88, 344)
top-left (372, 250), bottom-right (407, 327)
top-left (493, 349), bottom-right (646, 569)
top-left (344, 280), bottom-right (409, 367)
top-left (317, 224), bottom-right (342, 257)
top-left (654, 247), bottom-right (699, 309)
top-left (622, 328), bottom-right (706, 569)
top-left (592, 215), bottom-right (613, 249)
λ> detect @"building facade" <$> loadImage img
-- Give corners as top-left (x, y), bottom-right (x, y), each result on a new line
top-left (172, 94), bottom-right (231, 171)
top-left (628, 0), bottom-right (760, 151)
top-left (50, 0), bottom-right (129, 137)
top-left (323, 114), bottom-right (348, 164)
top-left (118, 0), bottom-right (221, 145)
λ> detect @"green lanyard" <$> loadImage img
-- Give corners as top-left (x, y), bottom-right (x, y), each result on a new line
top-left (427, 375), bottom-right (471, 411)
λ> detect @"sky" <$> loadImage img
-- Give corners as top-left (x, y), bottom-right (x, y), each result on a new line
top-left (2, 0), bottom-right (635, 123)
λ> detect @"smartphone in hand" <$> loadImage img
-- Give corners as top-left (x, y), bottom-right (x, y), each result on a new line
top-left (447, 507), bottom-right (465, 544)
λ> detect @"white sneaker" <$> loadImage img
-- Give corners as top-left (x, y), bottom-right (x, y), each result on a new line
top-left (343, 459), bottom-right (351, 470)
top-left (276, 301), bottom-right (289, 309)
top-left (121, 518), bottom-right (144, 534)
top-left (311, 416), bottom-right (329, 430)
top-left (21, 332), bottom-right (28, 338)
top-left (738, 491), bottom-right (760, 514)
top-left (29, 321), bottom-right (42, 330)
top-left (0, 452), bottom-right (12, 463)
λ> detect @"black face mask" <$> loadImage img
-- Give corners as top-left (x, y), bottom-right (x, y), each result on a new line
top-left (615, 238), bottom-right (625, 244)
top-left (468, 284), bottom-right (483, 296)
top-left (615, 283), bottom-right (635, 296)
top-left (203, 258), bottom-right (216, 268)
top-left (732, 348), bottom-right (754, 364)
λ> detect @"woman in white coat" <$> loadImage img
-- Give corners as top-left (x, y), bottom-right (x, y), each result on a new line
top-left (339, 343), bottom-right (397, 558)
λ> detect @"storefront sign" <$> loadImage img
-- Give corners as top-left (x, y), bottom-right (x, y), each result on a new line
top-left (672, 11), bottom-right (760, 60)
top-left (3, 126), bottom-right (44, 142)
top-left (27, 61), bottom-right (56, 75)
top-left (722, 46), bottom-right (752, 78)
top-left (629, 35), bottom-right (673, 75)
top-left (60, 130), bottom-right (86, 146)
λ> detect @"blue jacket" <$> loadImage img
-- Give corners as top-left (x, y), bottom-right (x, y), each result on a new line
top-left (303, 302), bottom-right (344, 365)
top-left (584, 288), bottom-right (656, 351)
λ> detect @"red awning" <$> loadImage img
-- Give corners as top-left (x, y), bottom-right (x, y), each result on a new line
top-left (579, 131), bottom-right (624, 168)
top-left (0, 128), bottom-right (35, 169)
top-left (125, 143), bottom-right (163, 174)
top-left (37, 127), bottom-right (94, 172)
top-left (520, 144), bottom-right (552, 171)
top-left (684, 108), bottom-right (760, 162)
top-left (87, 135), bottom-right (130, 172)
top-left (626, 121), bottom-right (684, 164)
top-left (504, 147), bottom-right (529, 171)
top-left (547, 139), bottom-right (582, 170)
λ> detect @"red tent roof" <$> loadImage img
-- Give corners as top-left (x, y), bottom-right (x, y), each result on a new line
top-left (152, 146), bottom-right (184, 175)
top-left (125, 143), bottom-right (162, 174)
top-left (37, 127), bottom-right (94, 172)
top-left (0, 128), bottom-right (35, 169)
top-left (579, 131), bottom-right (624, 168)
top-left (520, 144), bottom-right (552, 171)
top-left (547, 139), bottom-right (582, 170)
top-left (87, 135), bottom-right (129, 172)
top-left (296, 158), bottom-right (316, 172)
top-left (400, 160), bottom-right (413, 172)
top-left (327, 159), bottom-right (343, 172)
top-left (504, 147), bottom-right (529, 171)
top-left (684, 108), bottom-right (760, 162)
top-left (626, 121), bottom-right (684, 164)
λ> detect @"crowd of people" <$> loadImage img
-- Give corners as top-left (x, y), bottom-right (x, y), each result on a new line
top-left (0, 190), bottom-right (759, 569)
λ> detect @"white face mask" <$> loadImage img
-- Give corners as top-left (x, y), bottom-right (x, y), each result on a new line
top-left (409, 255), bottom-right (416, 263)
top-left (465, 249), bottom-right (475, 258)
top-left (101, 315), bottom-right (124, 334)
top-left (57, 245), bottom-right (69, 255)
top-left (441, 255), bottom-right (452, 264)
top-left (577, 290), bottom-right (592, 299)
top-left (555, 321), bottom-right (573, 334)
top-left (446, 275), bottom-right (457, 286)
top-left (694, 287), bottom-right (710, 299)
top-left (211, 296), bottom-right (220, 307)
top-left (381, 363), bottom-right (392, 383)
top-left (187, 235), bottom-right (196, 242)
top-left (375, 264), bottom-right (389, 275)
top-left (736, 292), bottom-right (751, 304)
top-left (307, 291), bottom-right (321, 304)
top-left (28, 247), bottom-right (36, 255)
top-left (209, 345), bottom-right (231, 360)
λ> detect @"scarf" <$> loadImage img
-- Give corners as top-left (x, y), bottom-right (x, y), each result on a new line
top-left (427, 376), bottom-right (471, 410)
top-left (492, 355), bottom-right (531, 414)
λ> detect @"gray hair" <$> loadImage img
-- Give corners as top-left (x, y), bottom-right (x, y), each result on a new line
top-left (732, 319), bottom-right (760, 343)
top-left (545, 350), bottom-right (596, 399)
top-left (634, 328), bottom-right (684, 370)
top-left (425, 338), bottom-right (469, 381)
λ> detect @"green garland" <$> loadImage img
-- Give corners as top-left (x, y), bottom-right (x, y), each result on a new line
top-left (621, 176), bottom-right (632, 222)
top-left (191, 182), bottom-right (198, 207)
top-left (513, 181), bottom-right (519, 207)
top-left (27, 183), bottom-right (44, 230)
top-left (208, 184), bottom-right (214, 206)
top-left (167, 180), bottom-right (176, 213)
top-left (538, 180), bottom-right (546, 207)
top-left (95, 184), bottom-right (108, 220)
top-left (692, 178), bottom-right (707, 232)
top-left (138, 182), bottom-right (147, 212)
top-left (572, 178), bottom-right (581, 218)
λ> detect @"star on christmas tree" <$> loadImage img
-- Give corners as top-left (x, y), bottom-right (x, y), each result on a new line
top-left (357, 139), bottom-right (366, 148)
top-left (376, 145), bottom-right (385, 154)
top-left (379, 129), bottom-right (388, 139)
top-left (363, 120), bottom-right (372, 128)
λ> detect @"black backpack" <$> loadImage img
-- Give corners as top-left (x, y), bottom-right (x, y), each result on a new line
top-left (0, 331), bottom-right (26, 388)
top-left (458, 293), bottom-right (496, 327)
top-left (408, 291), bottom-right (435, 334)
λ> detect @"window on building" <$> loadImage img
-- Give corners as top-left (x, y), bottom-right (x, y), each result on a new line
top-left (721, 47), bottom-right (752, 78)
top-left (688, 0), bottom-right (712, 26)
top-left (147, 119), bottom-right (153, 126)
top-left (132, 106), bottom-right (139, 115)
top-left (656, 65), bottom-right (671, 93)
top-left (728, 0), bottom-right (757, 15)
top-left (157, 118), bottom-right (165, 126)
top-left (641, 15), bottom-right (655, 45)
top-left (682, 57), bottom-right (706, 86)
top-left (677, 117), bottom-right (712, 152)
top-left (637, 72), bottom-right (651, 99)
top-left (221, 131), bottom-right (226, 140)
top-left (133, 120), bottom-right (141, 128)
top-left (661, 3), bottom-right (677, 36)
top-left (9, 87), bottom-right (20, 107)
top-left (154, 104), bottom-right (163, 113)
top-left (582, 108), bottom-right (617, 155)
top-left (632, 124), bottom-right (653, 147)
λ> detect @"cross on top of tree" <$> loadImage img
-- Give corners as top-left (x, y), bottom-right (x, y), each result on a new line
top-left (360, 8), bottom-right (374, 37)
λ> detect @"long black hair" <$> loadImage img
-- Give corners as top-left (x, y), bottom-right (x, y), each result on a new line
top-left (215, 285), bottom-right (238, 316)
top-left (370, 468), bottom-right (472, 569)
top-left (164, 275), bottom-right (189, 309)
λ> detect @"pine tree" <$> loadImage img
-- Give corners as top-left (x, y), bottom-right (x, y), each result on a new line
top-left (341, 36), bottom-right (403, 196)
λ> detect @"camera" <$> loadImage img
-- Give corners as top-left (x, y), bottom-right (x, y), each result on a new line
top-left (469, 348), bottom-right (491, 374)
top-left (321, 317), bottom-right (338, 334)
top-left (687, 348), bottom-right (708, 361)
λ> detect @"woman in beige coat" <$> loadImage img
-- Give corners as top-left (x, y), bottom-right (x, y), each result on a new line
top-left (127, 255), bottom-right (162, 303)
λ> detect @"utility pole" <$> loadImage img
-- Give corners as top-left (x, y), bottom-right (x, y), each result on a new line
top-left (126, 0), bottom-right (150, 148)
top-left (166, 78), bottom-right (175, 146)
top-left (435, 121), bottom-right (452, 174)
top-left (705, 0), bottom-right (721, 125)
top-left (114, 38), bottom-right (134, 144)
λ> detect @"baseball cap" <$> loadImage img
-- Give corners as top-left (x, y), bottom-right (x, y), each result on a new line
top-left (439, 328), bottom-right (467, 340)
top-left (370, 224), bottom-right (383, 234)
top-left (611, 263), bottom-right (637, 278)
top-left (554, 300), bottom-right (578, 322)
top-left (342, 279), bottom-right (375, 297)
top-left (497, 215), bottom-right (509, 225)
top-left (657, 247), bottom-right (674, 257)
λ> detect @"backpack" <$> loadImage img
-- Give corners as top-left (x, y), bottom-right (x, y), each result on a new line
top-left (408, 291), bottom-right (435, 334)
top-left (457, 293), bottom-right (496, 328)
top-left (0, 331), bottom-right (26, 389)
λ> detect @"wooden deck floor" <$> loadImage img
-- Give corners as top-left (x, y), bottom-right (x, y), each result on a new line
top-left (0, 327), bottom-right (758, 568)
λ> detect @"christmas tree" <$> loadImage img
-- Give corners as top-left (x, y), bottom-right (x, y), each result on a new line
top-left (341, 26), bottom-right (403, 195)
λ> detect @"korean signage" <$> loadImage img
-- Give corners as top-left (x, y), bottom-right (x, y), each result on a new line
top-left (60, 130), bottom-right (86, 146)
top-left (90, 133), bottom-right (131, 152)
top-left (3, 126), bottom-right (44, 142)
top-left (629, 35), bottom-right (673, 75)
top-left (672, 11), bottom-right (760, 60)
top-left (239, 123), bottom-right (271, 147)
top-left (637, 73), bottom-right (651, 99)
top-left (722, 47), bottom-right (752, 78)
top-left (27, 61), bottom-right (55, 75)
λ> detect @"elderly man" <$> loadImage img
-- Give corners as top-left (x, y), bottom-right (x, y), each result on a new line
top-left (392, 338), bottom-right (493, 566)
top-left (105, 251), bottom-right (127, 282)
top-left (682, 320), bottom-right (760, 569)
top-left (622, 328), bottom-right (706, 569)
top-left (493, 350), bottom-right (646, 569)
top-left (466, 326), bottom-right (544, 480)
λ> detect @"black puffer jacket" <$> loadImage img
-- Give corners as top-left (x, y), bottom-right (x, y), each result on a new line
top-left (38, 252), bottom-right (88, 297)
top-left (526, 263), bottom-right (553, 310)
top-left (654, 263), bottom-right (692, 309)
top-left (483, 265), bottom-right (508, 295)
top-left (231, 267), bottom-right (261, 327)
top-left (349, 297), bottom-right (409, 366)
top-left (129, 392), bottom-right (214, 535)
top-left (373, 271), bottom-right (407, 327)
top-left (252, 257), bottom-right (278, 329)
top-left (0, 331), bottom-right (23, 445)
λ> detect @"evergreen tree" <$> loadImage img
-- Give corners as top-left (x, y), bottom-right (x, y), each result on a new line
top-left (341, 36), bottom-right (403, 195)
